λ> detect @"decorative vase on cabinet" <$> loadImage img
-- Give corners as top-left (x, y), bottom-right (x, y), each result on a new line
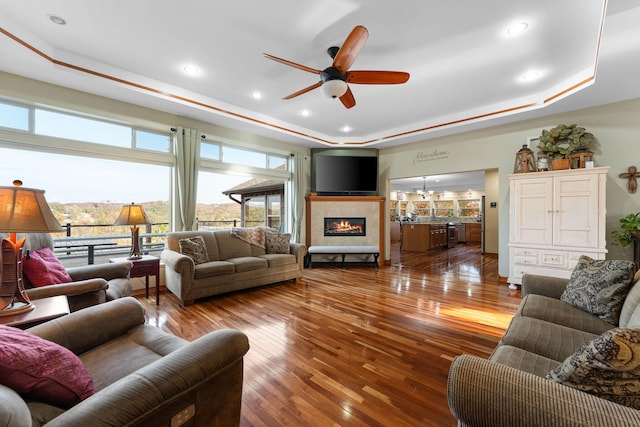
top-left (507, 167), bottom-right (608, 289)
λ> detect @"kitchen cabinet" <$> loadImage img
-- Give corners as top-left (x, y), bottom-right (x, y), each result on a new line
top-left (508, 167), bottom-right (608, 287)
top-left (413, 202), bottom-right (431, 217)
top-left (429, 224), bottom-right (447, 249)
top-left (433, 200), bottom-right (454, 217)
top-left (466, 223), bottom-right (481, 244)
top-left (401, 223), bottom-right (448, 252)
top-left (459, 199), bottom-right (481, 218)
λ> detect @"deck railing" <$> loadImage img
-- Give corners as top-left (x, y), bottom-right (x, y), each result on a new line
top-left (53, 219), bottom-right (256, 266)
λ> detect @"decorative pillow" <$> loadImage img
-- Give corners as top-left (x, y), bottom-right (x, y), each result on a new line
top-left (546, 327), bottom-right (640, 409)
top-left (22, 247), bottom-right (73, 288)
top-left (179, 236), bottom-right (209, 264)
top-left (231, 227), bottom-right (267, 249)
top-left (560, 256), bottom-right (636, 325)
top-left (0, 324), bottom-right (95, 409)
top-left (266, 228), bottom-right (291, 254)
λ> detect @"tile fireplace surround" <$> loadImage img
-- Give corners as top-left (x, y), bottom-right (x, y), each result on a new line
top-left (305, 195), bottom-right (385, 261)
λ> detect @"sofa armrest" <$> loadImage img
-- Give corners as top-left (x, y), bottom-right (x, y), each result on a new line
top-left (290, 243), bottom-right (307, 265)
top-left (27, 297), bottom-right (145, 355)
top-left (26, 278), bottom-right (109, 311)
top-left (521, 274), bottom-right (569, 299)
top-left (44, 329), bottom-right (250, 427)
top-left (160, 249), bottom-right (195, 278)
top-left (448, 354), bottom-right (640, 427)
top-left (25, 279), bottom-right (108, 300)
top-left (66, 261), bottom-right (132, 282)
top-left (0, 385), bottom-right (31, 427)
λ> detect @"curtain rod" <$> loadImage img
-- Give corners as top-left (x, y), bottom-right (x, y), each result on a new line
top-left (170, 127), bottom-right (206, 139)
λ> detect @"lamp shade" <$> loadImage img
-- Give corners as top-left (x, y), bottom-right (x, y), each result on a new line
top-left (0, 182), bottom-right (63, 233)
top-left (1, 181), bottom-right (61, 315)
top-left (113, 203), bottom-right (152, 226)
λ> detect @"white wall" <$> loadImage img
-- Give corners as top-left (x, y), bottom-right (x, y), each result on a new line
top-left (380, 98), bottom-right (640, 278)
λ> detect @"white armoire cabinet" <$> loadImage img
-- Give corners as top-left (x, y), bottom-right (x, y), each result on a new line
top-left (508, 167), bottom-right (608, 288)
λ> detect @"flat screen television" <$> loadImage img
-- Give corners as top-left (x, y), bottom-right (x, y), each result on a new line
top-left (313, 155), bottom-right (378, 195)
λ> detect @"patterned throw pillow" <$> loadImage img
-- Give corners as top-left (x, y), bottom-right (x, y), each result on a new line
top-left (266, 228), bottom-right (291, 254)
top-left (560, 256), bottom-right (636, 325)
top-left (179, 236), bottom-right (209, 264)
top-left (546, 328), bottom-right (640, 409)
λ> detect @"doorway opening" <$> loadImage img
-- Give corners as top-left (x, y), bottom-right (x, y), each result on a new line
top-left (389, 169), bottom-right (498, 267)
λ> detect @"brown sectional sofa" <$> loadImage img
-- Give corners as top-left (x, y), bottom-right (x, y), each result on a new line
top-left (448, 273), bottom-right (640, 427)
top-left (161, 229), bottom-right (307, 305)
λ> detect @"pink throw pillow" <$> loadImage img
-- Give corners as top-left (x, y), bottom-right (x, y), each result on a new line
top-left (0, 324), bottom-right (95, 408)
top-left (22, 247), bottom-right (72, 287)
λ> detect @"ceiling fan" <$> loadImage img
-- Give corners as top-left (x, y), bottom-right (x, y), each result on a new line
top-left (263, 25), bottom-right (410, 109)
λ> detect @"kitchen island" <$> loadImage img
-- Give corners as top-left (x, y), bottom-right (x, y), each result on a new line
top-left (400, 221), bottom-right (481, 252)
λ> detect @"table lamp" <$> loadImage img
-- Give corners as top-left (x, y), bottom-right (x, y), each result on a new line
top-left (114, 203), bottom-right (151, 260)
top-left (0, 180), bottom-right (63, 316)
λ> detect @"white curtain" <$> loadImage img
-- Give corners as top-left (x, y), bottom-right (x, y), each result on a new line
top-left (173, 127), bottom-right (200, 231)
top-left (289, 152), bottom-right (308, 242)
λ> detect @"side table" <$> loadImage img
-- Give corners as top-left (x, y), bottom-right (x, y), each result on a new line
top-left (110, 255), bottom-right (160, 305)
top-left (0, 295), bottom-right (70, 329)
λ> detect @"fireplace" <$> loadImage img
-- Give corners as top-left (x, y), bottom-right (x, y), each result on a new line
top-left (324, 217), bottom-right (366, 236)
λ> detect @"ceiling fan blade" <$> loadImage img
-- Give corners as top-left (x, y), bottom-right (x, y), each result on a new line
top-left (263, 53), bottom-right (323, 75)
top-left (332, 25), bottom-right (369, 74)
top-left (283, 81), bottom-right (323, 99)
top-left (339, 86), bottom-right (356, 109)
top-left (347, 70), bottom-right (410, 84)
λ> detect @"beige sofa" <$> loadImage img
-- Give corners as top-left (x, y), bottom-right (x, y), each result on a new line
top-left (448, 273), bottom-right (640, 427)
top-left (161, 229), bottom-right (307, 305)
top-left (1, 297), bottom-right (249, 427)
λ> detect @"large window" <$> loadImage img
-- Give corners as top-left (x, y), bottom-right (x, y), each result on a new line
top-left (196, 171), bottom-right (244, 229)
top-left (201, 140), bottom-right (288, 171)
top-left (0, 99), bottom-right (171, 153)
top-left (0, 147), bottom-right (171, 237)
top-left (0, 102), bottom-right (29, 130)
top-left (0, 98), bottom-right (292, 236)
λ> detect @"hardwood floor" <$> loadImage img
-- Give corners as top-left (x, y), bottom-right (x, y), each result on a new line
top-left (137, 244), bottom-right (522, 426)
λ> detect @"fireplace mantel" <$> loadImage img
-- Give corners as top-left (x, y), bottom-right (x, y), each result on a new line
top-left (305, 195), bottom-right (385, 262)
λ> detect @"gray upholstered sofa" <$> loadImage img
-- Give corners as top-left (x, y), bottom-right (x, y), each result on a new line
top-left (161, 229), bottom-right (307, 305)
top-left (448, 273), bottom-right (640, 427)
top-left (0, 297), bottom-right (250, 427)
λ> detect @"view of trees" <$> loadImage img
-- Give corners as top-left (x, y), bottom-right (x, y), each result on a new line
top-left (49, 201), bottom-right (241, 238)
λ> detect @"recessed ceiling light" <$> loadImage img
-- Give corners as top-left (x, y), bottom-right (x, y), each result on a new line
top-left (341, 126), bottom-right (352, 133)
top-left (251, 91), bottom-right (263, 100)
top-left (521, 70), bottom-right (540, 82)
top-left (182, 65), bottom-right (200, 76)
top-left (507, 22), bottom-right (528, 36)
top-left (300, 109), bottom-right (311, 117)
top-left (47, 14), bottom-right (67, 25)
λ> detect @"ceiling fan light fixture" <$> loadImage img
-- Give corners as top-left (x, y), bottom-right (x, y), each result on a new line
top-left (321, 79), bottom-right (348, 99)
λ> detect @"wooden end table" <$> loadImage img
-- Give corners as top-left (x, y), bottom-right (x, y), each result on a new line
top-left (0, 295), bottom-right (70, 329)
top-left (110, 255), bottom-right (160, 305)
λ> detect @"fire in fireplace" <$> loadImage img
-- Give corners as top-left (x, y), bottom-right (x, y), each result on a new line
top-left (324, 217), bottom-right (366, 236)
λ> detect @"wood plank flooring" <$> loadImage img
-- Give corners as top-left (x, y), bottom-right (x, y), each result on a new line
top-left (137, 244), bottom-right (522, 426)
